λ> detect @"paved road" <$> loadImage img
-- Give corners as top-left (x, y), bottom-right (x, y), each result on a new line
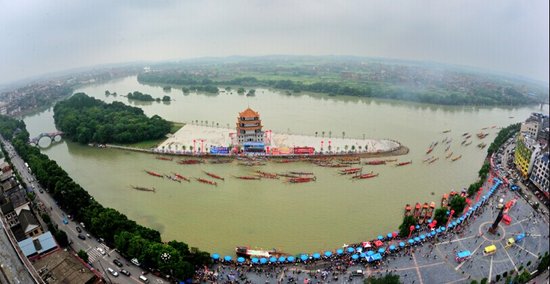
top-left (0, 221), bottom-right (34, 284)
top-left (1, 137), bottom-right (166, 284)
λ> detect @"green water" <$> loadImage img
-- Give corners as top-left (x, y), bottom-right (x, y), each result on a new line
top-left (22, 76), bottom-right (547, 255)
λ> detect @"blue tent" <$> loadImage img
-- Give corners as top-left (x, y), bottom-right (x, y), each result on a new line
top-left (224, 256), bottom-right (232, 261)
top-left (300, 254), bottom-right (308, 261)
top-left (372, 253), bottom-right (382, 261)
top-left (324, 251), bottom-right (332, 257)
top-left (211, 253), bottom-right (220, 260)
top-left (351, 254), bottom-right (359, 260)
top-left (278, 256), bottom-right (286, 262)
top-left (313, 253), bottom-right (321, 259)
top-left (448, 223), bottom-right (454, 228)
top-left (427, 219), bottom-right (432, 223)
top-left (441, 226), bottom-right (446, 231)
top-left (456, 250), bottom-right (471, 258)
top-left (260, 258), bottom-right (267, 264)
top-left (420, 234), bottom-right (426, 239)
top-left (399, 242), bottom-right (405, 247)
top-left (237, 257), bottom-right (245, 263)
top-left (378, 248), bottom-right (386, 253)
top-left (347, 247), bottom-right (355, 253)
top-left (336, 248), bottom-right (344, 255)
top-left (414, 237), bottom-right (420, 242)
top-left (359, 252), bottom-right (366, 257)
top-left (251, 257), bottom-right (259, 264)
top-left (415, 225), bottom-right (420, 229)
top-left (436, 228), bottom-right (441, 233)
top-left (269, 257), bottom-right (277, 263)
top-left (389, 245), bottom-right (396, 251)
top-left (387, 233), bottom-right (393, 238)
top-left (430, 231), bottom-right (436, 236)
top-left (367, 250), bottom-right (375, 256)
top-left (287, 256), bottom-right (295, 262)
top-left (408, 239), bottom-right (414, 244)
top-left (377, 235), bottom-right (384, 240)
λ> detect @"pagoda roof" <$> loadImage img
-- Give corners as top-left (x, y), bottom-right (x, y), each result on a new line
top-left (239, 107), bottom-right (259, 118)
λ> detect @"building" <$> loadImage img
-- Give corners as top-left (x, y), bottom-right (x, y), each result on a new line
top-left (520, 121), bottom-right (539, 139)
top-left (18, 208), bottom-right (43, 239)
top-left (514, 134), bottom-right (540, 180)
top-left (236, 108), bottom-right (264, 145)
top-left (18, 231), bottom-right (58, 258)
top-left (530, 152), bottom-right (549, 196)
top-left (0, 101), bottom-right (7, 115)
top-left (0, 197), bottom-right (19, 228)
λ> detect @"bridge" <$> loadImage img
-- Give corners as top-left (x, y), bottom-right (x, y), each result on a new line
top-left (29, 131), bottom-right (64, 147)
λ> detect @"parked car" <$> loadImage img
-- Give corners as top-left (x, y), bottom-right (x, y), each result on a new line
top-left (131, 258), bottom-right (141, 266)
top-left (107, 267), bottom-right (119, 277)
top-left (113, 259), bottom-right (123, 267)
top-left (77, 234), bottom-right (86, 240)
top-left (120, 269), bottom-right (131, 276)
top-left (97, 247), bottom-right (106, 255)
top-left (76, 226), bottom-right (82, 233)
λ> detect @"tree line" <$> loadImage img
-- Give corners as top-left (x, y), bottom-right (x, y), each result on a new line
top-left (137, 72), bottom-right (538, 106)
top-left (0, 115), bottom-right (210, 280)
top-left (53, 93), bottom-right (172, 144)
top-left (127, 91), bottom-right (171, 102)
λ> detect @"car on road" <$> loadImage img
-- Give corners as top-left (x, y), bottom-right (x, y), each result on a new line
top-left (131, 258), bottom-right (141, 266)
top-left (62, 218), bottom-right (69, 224)
top-left (76, 226), bottom-right (82, 233)
top-left (113, 259), bottom-right (123, 267)
top-left (107, 267), bottom-right (119, 277)
top-left (77, 234), bottom-right (86, 240)
top-left (97, 247), bottom-right (106, 255)
top-left (120, 269), bottom-right (131, 276)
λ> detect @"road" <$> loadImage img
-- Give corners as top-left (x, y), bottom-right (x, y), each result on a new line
top-left (1, 137), bottom-right (166, 284)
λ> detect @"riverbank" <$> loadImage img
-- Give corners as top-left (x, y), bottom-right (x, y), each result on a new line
top-left (154, 124), bottom-right (404, 157)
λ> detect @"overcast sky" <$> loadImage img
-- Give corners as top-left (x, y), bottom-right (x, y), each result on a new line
top-left (1, 0), bottom-right (548, 84)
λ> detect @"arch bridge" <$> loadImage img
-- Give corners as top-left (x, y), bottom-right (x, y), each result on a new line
top-left (29, 131), bottom-right (64, 147)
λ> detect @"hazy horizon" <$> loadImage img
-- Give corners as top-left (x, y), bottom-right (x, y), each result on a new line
top-left (1, 0), bottom-right (548, 85)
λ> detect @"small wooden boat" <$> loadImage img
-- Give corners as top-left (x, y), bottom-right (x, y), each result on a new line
top-left (255, 171), bottom-right (279, 179)
top-left (195, 178), bottom-right (217, 186)
top-left (364, 160), bottom-right (386, 165)
top-left (210, 159), bottom-right (233, 164)
top-left (445, 145), bottom-right (450, 152)
top-left (451, 155), bottom-right (462, 161)
top-left (155, 156), bottom-right (173, 161)
top-left (385, 159), bottom-right (397, 162)
top-left (289, 171), bottom-right (314, 175)
top-left (441, 194), bottom-right (448, 207)
top-left (423, 156), bottom-right (434, 163)
top-left (426, 147), bottom-right (434, 154)
top-left (478, 142), bottom-right (487, 149)
top-left (233, 175), bottom-right (261, 180)
top-left (413, 203), bottom-right (422, 218)
top-left (145, 170), bottom-right (163, 178)
top-left (428, 157), bottom-right (439, 164)
top-left (204, 171), bottom-right (224, 181)
top-left (462, 132), bottom-right (469, 137)
top-left (131, 185), bottom-right (156, 192)
top-left (426, 202), bottom-right (435, 219)
top-left (177, 159), bottom-right (203, 165)
top-left (446, 151), bottom-right (453, 159)
top-left (464, 141), bottom-right (472, 146)
top-left (404, 204), bottom-right (412, 217)
top-left (339, 167), bottom-right (362, 175)
top-left (396, 160), bottom-right (412, 166)
top-left (288, 176), bottom-right (316, 183)
top-left (274, 159), bottom-right (299, 163)
top-left (173, 173), bottom-right (191, 182)
top-left (477, 132), bottom-right (488, 139)
top-left (352, 172), bottom-right (379, 179)
top-left (164, 174), bottom-right (182, 183)
top-left (442, 129), bottom-right (451, 133)
top-left (419, 202), bottom-right (429, 224)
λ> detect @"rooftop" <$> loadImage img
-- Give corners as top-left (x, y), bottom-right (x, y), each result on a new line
top-left (239, 107), bottom-right (259, 118)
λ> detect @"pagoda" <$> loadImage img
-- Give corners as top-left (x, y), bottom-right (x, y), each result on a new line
top-left (236, 107), bottom-right (264, 145)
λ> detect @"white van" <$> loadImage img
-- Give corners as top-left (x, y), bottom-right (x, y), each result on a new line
top-left (139, 275), bottom-right (149, 283)
top-left (107, 267), bottom-right (119, 277)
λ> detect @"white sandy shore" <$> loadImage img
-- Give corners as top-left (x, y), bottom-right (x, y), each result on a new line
top-left (157, 124), bottom-right (401, 154)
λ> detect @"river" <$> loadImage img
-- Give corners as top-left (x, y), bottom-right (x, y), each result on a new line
top-left (21, 76), bottom-right (548, 255)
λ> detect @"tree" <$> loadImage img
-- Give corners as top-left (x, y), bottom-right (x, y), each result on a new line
top-left (398, 215), bottom-right (417, 237)
top-left (364, 273), bottom-right (401, 284)
top-left (537, 252), bottom-right (549, 272)
top-left (449, 196), bottom-right (467, 215)
top-left (434, 207), bottom-right (449, 226)
top-left (78, 250), bottom-right (89, 263)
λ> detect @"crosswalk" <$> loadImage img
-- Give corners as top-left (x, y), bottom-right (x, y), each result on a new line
top-left (86, 244), bottom-right (110, 263)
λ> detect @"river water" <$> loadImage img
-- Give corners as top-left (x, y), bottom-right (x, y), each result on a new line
top-left (21, 76), bottom-right (547, 255)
